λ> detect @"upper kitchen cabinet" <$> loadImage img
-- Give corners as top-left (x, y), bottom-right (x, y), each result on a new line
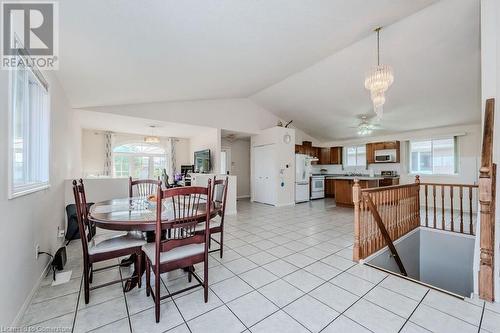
top-left (295, 144), bottom-right (307, 155)
top-left (366, 141), bottom-right (400, 164)
top-left (295, 141), bottom-right (342, 165)
top-left (319, 148), bottom-right (331, 164)
top-left (330, 147), bottom-right (343, 164)
top-left (318, 147), bottom-right (342, 164)
top-left (310, 146), bottom-right (320, 164)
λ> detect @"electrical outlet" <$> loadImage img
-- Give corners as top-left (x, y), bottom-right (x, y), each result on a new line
top-left (57, 226), bottom-right (65, 238)
top-left (35, 244), bottom-right (40, 260)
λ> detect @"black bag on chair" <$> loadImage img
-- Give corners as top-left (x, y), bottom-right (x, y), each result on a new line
top-left (65, 203), bottom-right (94, 244)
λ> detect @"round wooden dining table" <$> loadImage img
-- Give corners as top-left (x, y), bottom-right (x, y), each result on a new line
top-left (88, 196), bottom-right (219, 291)
top-left (89, 197), bottom-right (218, 231)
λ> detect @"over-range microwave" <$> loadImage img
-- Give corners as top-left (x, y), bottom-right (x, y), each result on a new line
top-left (375, 154), bottom-right (395, 162)
top-left (374, 149), bottom-right (396, 163)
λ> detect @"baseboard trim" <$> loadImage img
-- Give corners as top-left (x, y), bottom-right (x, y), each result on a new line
top-left (275, 202), bottom-right (295, 207)
top-left (11, 260), bottom-right (52, 326)
top-left (11, 239), bottom-right (65, 327)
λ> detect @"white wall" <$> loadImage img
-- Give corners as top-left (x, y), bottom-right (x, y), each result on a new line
top-left (81, 130), bottom-right (191, 177)
top-left (478, 0), bottom-right (500, 302)
top-left (367, 229), bottom-right (421, 280)
top-left (420, 229), bottom-right (475, 297)
top-left (367, 228), bottom-right (475, 297)
top-left (190, 173), bottom-right (237, 215)
top-left (293, 126), bottom-right (322, 146)
top-left (0, 70), bottom-right (79, 326)
top-left (251, 127), bottom-right (296, 206)
top-left (81, 130), bottom-right (106, 176)
top-left (221, 138), bottom-right (251, 198)
top-left (175, 138), bottom-right (191, 172)
top-left (190, 128), bottom-right (221, 174)
top-left (64, 178), bottom-right (129, 207)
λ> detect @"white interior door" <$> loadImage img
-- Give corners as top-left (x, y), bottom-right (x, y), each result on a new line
top-left (253, 145), bottom-right (275, 205)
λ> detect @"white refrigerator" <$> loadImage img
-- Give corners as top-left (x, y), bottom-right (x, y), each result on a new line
top-left (295, 154), bottom-right (311, 203)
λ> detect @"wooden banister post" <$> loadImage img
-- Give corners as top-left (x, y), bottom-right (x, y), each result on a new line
top-left (479, 98), bottom-right (495, 302)
top-left (353, 179), bottom-right (361, 262)
top-left (415, 175), bottom-right (421, 228)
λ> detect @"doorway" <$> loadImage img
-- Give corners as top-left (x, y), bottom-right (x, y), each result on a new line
top-left (253, 144), bottom-right (276, 205)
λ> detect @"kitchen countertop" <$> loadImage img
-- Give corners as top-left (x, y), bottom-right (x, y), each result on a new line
top-left (330, 176), bottom-right (384, 180)
top-left (312, 173), bottom-right (397, 180)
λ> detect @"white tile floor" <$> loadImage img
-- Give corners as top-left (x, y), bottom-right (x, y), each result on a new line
top-left (20, 198), bottom-right (496, 333)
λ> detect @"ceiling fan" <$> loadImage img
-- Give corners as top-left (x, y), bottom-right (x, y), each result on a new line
top-left (350, 115), bottom-right (382, 136)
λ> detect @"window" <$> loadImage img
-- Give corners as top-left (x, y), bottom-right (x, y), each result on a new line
top-left (409, 138), bottom-right (457, 175)
top-left (112, 143), bottom-right (168, 179)
top-left (9, 57), bottom-right (50, 198)
top-left (345, 145), bottom-right (366, 167)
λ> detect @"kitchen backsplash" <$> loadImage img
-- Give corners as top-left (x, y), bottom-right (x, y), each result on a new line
top-left (312, 163), bottom-right (402, 175)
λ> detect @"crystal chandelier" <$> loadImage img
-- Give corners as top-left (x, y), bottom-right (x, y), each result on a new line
top-left (144, 125), bottom-right (160, 144)
top-left (364, 27), bottom-right (393, 119)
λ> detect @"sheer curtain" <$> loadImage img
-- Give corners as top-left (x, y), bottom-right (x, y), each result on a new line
top-left (103, 132), bottom-right (113, 176)
top-left (167, 138), bottom-right (177, 179)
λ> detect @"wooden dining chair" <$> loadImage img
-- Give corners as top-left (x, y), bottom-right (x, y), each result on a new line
top-left (143, 180), bottom-right (212, 323)
top-left (209, 176), bottom-right (229, 258)
top-left (73, 179), bottom-right (146, 304)
top-left (129, 177), bottom-right (161, 197)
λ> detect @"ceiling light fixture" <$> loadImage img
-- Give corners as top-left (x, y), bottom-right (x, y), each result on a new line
top-left (357, 123), bottom-right (373, 136)
top-left (144, 125), bottom-right (160, 144)
top-left (364, 27), bottom-right (394, 119)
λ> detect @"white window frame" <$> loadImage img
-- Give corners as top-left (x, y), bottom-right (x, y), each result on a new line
top-left (408, 137), bottom-right (459, 176)
top-left (112, 142), bottom-right (168, 179)
top-left (8, 46), bottom-right (51, 199)
top-left (344, 145), bottom-right (366, 167)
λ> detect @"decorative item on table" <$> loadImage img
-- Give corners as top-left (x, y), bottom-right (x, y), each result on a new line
top-left (174, 173), bottom-right (183, 182)
top-left (145, 194), bottom-right (157, 209)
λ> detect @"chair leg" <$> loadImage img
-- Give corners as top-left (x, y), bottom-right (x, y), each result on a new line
top-left (155, 269), bottom-right (161, 323)
top-left (135, 252), bottom-right (142, 288)
top-left (88, 263), bottom-right (93, 284)
top-left (204, 254), bottom-right (208, 303)
top-left (220, 231), bottom-right (224, 259)
top-left (83, 264), bottom-right (90, 304)
top-left (188, 266), bottom-right (192, 283)
top-left (145, 259), bottom-right (151, 297)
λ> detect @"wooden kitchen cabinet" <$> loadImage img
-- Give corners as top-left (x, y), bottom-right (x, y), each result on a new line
top-left (296, 142), bottom-right (342, 165)
top-left (379, 178), bottom-right (400, 187)
top-left (320, 148), bottom-right (331, 164)
top-left (310, 147), bottom-right (320, 164)
top-left (334, 179), bottom-right (379, 207)
top-left (330, 147), bottom-right (342, 164)
top-left (334, 179), bottom-right (354, 206)
top-left (366, 143), bottom-right (375, 164)
top-left (365, 141), bottom-right (400, 165)
top-left (325, 178), bottom-right (336, 197)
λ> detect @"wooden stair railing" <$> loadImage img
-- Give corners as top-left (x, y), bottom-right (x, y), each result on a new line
top-left (364, 194), bottom-right (407, 276)
top-left (353, 179), bottom-right (420, 263)
top-left (479, 98), bottom-right (496, 302)
top-left (418, 182), bottom-right (478, 235)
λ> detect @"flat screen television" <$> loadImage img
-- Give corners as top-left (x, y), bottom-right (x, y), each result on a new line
top-left (194, 149), bottom-right (211, 173)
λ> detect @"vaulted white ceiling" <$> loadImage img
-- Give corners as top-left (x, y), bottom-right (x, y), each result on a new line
top-left (251, 0), bottom-right (481, 141)
top-left (58, 0), bottom-right (437, 107)
top-left (57, 0), bottom-right (480, 141)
